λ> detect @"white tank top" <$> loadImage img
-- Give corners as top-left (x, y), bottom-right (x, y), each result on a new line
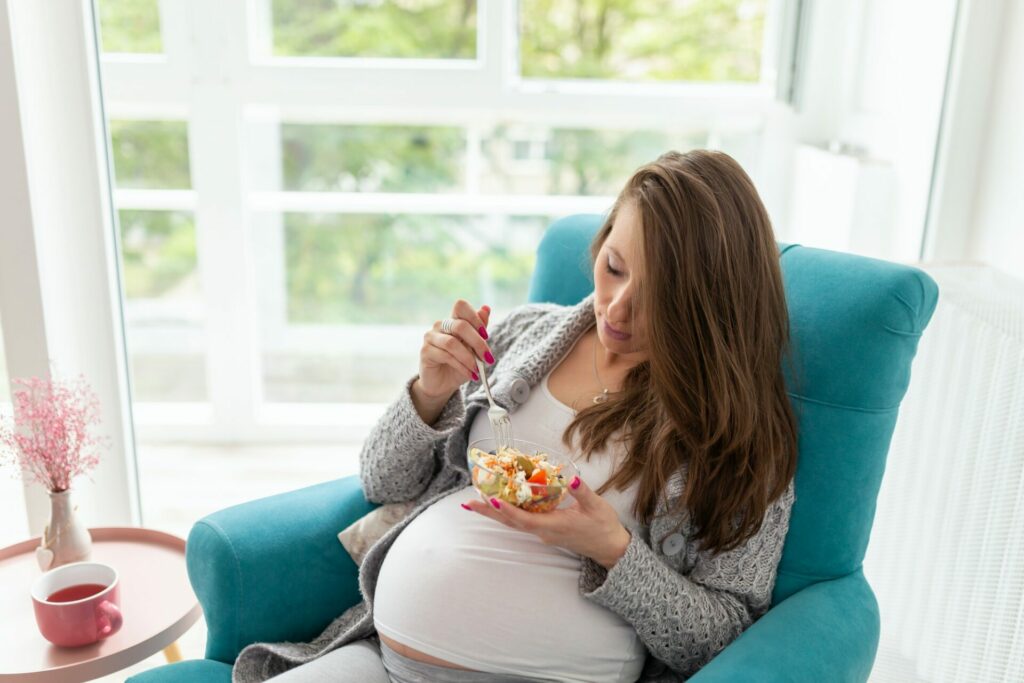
top-left (374, 348), bottom-right (645, 683)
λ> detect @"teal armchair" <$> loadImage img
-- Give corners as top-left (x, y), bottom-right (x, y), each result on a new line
top-left (130, 214), bottom-right (938, 682)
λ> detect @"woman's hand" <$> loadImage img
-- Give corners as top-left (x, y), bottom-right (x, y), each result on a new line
top-left (462, 476), bottom-right (632, 570)
top-left (411, 300), bottom-right (494, 423)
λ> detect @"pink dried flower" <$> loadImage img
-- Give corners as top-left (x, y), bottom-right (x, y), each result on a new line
top-left (0, 374), bottom-right (109, 492)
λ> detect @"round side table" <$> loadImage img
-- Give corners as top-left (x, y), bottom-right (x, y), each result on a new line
top-left (0, 527), bottom-right (202, 682)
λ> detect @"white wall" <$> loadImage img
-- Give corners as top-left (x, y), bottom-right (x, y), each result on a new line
top-left (966, 0), bottom-right (1024, 278)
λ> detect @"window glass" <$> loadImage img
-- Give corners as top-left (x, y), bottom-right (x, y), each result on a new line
top-left (108, 115), bottom-right (208, 404)
top-left (118, 209), bottom-right (207, 402)
top-left (97, 0), bottom-right (163, 54)
top-left (255, 213), bottom-right (548, 402)
top-left (519, 0), bottom-right (768, 82)
top-left (282, 124), bottom-right (465, 193)
top-left (272, 0), bottom-right (477, 59)
top-left (481, 126), bottom-right (708, 195)
top-left (110, 121), bottom-right (191, 190)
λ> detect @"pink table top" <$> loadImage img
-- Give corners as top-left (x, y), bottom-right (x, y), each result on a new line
top-left (0, 527), bottom-right (202, 682)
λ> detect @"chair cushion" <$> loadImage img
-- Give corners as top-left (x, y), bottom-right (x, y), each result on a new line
top-left (337, 501), bottom-right (416, 567)
top-left (773, 245), bottom-right (937, 599)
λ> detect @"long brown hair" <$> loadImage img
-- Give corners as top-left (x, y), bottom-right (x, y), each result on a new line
top-left (564, 150), bottom-right (798, 555)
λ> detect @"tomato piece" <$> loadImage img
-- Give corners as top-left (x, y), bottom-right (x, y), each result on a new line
top-left (527, 469), bottom-right (547, 486)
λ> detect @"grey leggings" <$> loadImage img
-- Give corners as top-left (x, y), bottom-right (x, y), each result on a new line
top-left (269, 637), bottom-right (550, 682)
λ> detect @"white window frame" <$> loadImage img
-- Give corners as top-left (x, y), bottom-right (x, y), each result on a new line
top-left (97, 0), bottom-right (801, 443)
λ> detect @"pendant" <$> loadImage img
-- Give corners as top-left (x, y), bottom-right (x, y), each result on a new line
top-left (593, 390), bottom-right (609, 404)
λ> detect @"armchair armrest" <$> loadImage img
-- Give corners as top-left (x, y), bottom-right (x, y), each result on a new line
top-left (186, 475), bottom-right (376, 664)
top-left (691, 570), bottom-right (880, 682)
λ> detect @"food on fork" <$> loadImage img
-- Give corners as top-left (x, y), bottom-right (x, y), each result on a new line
top-left (468, 446), bottom-right (570, 513)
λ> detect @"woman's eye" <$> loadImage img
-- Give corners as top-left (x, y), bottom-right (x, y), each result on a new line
top-left (605, 260), bottom-right (622, 276)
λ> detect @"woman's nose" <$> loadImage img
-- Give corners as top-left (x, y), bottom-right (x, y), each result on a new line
top-left (607, 292), bottom-right (631, 323)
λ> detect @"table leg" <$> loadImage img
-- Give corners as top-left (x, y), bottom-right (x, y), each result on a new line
top-left (163, 641), bottom-right (183, 663)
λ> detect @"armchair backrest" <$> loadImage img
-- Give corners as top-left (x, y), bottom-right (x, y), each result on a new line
top-left (527, 214), bottom-right (939, 604)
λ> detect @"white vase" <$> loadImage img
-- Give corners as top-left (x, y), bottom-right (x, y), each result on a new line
top-left (36, 489), bottom-right (93, 571)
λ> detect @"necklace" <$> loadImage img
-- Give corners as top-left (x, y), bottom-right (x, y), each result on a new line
top-left (592, 332), bottom-right (610, 404)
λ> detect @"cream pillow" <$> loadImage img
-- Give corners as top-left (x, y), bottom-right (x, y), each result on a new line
top-left (337, 501), bottom-right (416, 566)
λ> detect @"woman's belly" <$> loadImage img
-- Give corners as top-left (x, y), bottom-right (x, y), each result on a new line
top-left (373, 486), bottom-right (646, 683)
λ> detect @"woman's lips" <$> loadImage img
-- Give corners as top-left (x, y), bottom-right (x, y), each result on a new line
top-left (603, 320), bottom-right (631, 341)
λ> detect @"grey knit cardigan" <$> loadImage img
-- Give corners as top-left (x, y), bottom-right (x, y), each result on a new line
top-left (232, 294), bottom-right (795, 683)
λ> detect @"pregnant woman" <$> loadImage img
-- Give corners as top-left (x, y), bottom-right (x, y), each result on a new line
top-left (233, 150), bottom-right (798, 683)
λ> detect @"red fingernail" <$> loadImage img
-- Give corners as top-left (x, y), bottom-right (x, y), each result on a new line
top-left (570, 476), bottom-right (580, 489)
top-left (483, 305), bottom-right (491, 312)
top-left (484, 351), bottom-right (495, 364)
top-left (471, 371), bottom-right (479, 381)
top-left (460, 503), bottom-right (472, 511)
top-left (490, 497), bottom-right (501, 509)
top-left (478, 326), bottom-right (489, 340)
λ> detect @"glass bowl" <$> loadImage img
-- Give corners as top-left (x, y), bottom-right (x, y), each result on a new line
top-left (467, 437), bottom-right (579, 513)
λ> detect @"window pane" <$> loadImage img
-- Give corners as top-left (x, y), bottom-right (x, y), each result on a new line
top-left (257, 213), bottom-right (546, 402)
top-left (481, 126), bottom-right (706, 195)
top-left (272, 0), bottom-right (477, 59)
top-left (110, 120), bottom-right (191, 190)
top-left (284, 213), bottom-right (539, 323)
top-left (127, 351), bottom-right (207, 402)
top-left (119, 210), bottom-right (199, 299)
top-left (520, 0), bottom-right (767, 82)
top-left (281, 124), bottom-right (465, 192)
top-left (118, 210), bottom-right (207, 401)
top-left (97, 0), bottom-right (163, 54)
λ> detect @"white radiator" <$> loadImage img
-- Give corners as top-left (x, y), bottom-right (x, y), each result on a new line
top-left (865, 265), bottom-right (1024, 682)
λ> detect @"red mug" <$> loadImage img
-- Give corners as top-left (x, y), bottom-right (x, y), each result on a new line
top-left (30, 561), bottom-right (123, 647)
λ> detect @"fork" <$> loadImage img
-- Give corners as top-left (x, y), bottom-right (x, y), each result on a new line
top-left (475, 357), bottom-right (514, 450)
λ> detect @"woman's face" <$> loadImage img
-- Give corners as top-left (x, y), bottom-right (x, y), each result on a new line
top-left (593, 201), bottom-right (647, 359)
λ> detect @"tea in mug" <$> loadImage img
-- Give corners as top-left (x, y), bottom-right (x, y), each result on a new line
top-left (47, 583), bottom-right (108, 603)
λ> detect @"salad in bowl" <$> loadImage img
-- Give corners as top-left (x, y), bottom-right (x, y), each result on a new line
top-left (467, 438), bottom-right (579, 513)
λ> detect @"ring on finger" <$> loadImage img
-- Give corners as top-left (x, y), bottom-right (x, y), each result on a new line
top-left (440, 317), bottom-right (458, 335)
